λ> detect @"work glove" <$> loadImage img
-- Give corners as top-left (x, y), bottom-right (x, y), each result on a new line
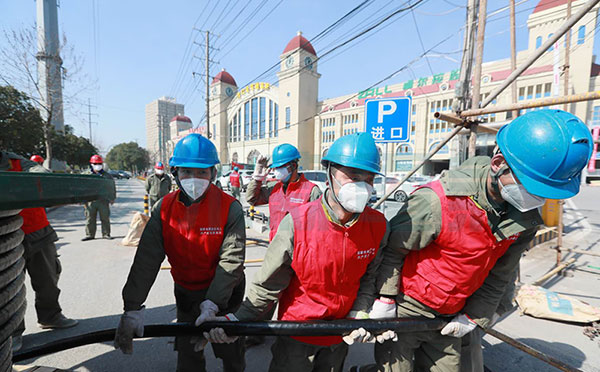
top-left (440, 314), bottom-right (477, 338)
top-left (190, 300), bottom-right (219, 351)
top-left (344, 308), bottom-right (398, 345)
top-left (369, 297), bottom-right (397, 319)
top-left (114, 307), bottom-right (145, 354)
top-left (252, 155), bottom-right (270, 181)
top-left (194, 313), bottom-right (239, 351)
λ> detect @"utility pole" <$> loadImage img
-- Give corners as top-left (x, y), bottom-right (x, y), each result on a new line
top-left (206, 30), bottom-right (210, 139)
top-left (557, 0), bottom-right (573, 266)
top-left (192, 30), bottom-right (218, 140)
top-left (510, 0), bottom-right (519, 119)
top-left (470, 0), bottom-right (487, 158)
top-left (86, 98), bottom-right (98, 143)
top-left (452, 0), bottom-right (478, 167)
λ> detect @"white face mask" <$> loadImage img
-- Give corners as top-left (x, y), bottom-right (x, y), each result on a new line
top-left (499, 172), bottom-right (546, 212)
top-left (180, 178), bottom-right (210, 201)
top-left (332, 173), bottom-right (373, 213)
top-left (155, 169), bottom-right (164, 176)
top-left (274, 166), bottom-right (291, 182)
top-left (92, 164), bottom-right (103, 172)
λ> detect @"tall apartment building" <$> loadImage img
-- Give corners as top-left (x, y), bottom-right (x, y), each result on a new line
top-left (145, 96), bottom-right (185, 165)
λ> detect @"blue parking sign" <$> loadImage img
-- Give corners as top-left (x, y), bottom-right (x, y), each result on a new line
top-left (365, 97), bottom-right (412, 143)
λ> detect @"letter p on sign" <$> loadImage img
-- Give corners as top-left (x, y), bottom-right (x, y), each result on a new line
top-left (377, 101), bottom-right (397, 123)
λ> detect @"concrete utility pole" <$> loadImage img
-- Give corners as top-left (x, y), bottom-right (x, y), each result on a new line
top-left (452, 0), bottom-right (478, 167)
top-left (470, 0), bottom-right (487, 158)
top-left (36, 0), bottom-right (65, 133)
top-left (206, 30), bottom-right (211, 139)
top-left (510, 0), bottom-right (519, 119)
top-left (88, 98), bottom-right (93, 143)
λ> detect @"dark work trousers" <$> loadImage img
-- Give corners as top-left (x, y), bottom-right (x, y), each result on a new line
top-left (173, 279), bottom-right (246, 372)
top-left (14, 239), bottom-right (62, 336)
top-left (84, 200), bottom-right (110, 238)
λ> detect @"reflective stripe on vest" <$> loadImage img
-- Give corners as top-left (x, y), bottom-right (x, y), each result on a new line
top-left (278, 198), bottom-right (387, 346)
top-left (268, 174), bottom-right (317, 241)
top-left (400, 181), bottom-right (520, 314)
top-left (7, 159), bottom-right (50, 234)
top-left (160, 185), bottom-right (235, 290)
top-left (230, 172), bottom-right (240, 188)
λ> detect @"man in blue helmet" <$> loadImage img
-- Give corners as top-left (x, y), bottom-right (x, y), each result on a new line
top-left (199, 133), bottom-right (393, 372)
top-left (114, 134), bottom-right (246, 372)
top-left (358, 110), bottom-right (594, 372)
top-left (246, 143), bottom-right (321, 241)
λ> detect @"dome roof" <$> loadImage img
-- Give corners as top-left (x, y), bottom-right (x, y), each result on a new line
top-left (283, 31), bottom-right (316, 56)
top-left (533, 0), bottom-right (569, 13)
top-left (170, 115), bottom-right (192, 123)
top-left (211, 69), bottom-right (237, 86)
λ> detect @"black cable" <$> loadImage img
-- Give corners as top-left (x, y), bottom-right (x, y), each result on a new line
top-left (13, 318), bottom-right (447, 363)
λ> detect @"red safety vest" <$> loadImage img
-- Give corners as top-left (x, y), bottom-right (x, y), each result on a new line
top-left (268, 174), bottom-right (317, 241)
top-left (229, 172), bottom-right (241, 188)
top-left (400, 181), bottom-right (521, 315)
top-left (160, 185), bottom-right (235, 291)
top-left (7, 159), bottom-right (50, 234)
top-left (278, 198), bottom-right (387, 346)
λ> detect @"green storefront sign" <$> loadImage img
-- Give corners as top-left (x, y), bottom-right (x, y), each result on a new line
top-left (357, 85), bottom-right (393, 99)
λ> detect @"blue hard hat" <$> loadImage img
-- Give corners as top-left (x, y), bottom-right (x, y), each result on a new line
top-left (169, 133), bottom-right (220, 168)
top-left (497, 109), bottom-right (593, 199)
top-left (233, 166), bottom-right (239, 171)
top-left (321, 132), bottom-right (381, 174)
top-left (270, 144), bottom-right (301, 168)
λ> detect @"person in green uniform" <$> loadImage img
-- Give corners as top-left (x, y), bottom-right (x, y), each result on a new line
top-left (82, 154), bottom-right (116, 241)
top-left (145, 161), bottom-right (172, 212)
top-left (1, 151), bottom-right (78, 352)
top-left (357, 110), bottom-right (594, 372)
top-left (114, 133), bottom-right (246, 372)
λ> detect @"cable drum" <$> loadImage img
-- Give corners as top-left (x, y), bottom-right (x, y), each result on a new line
top-left (0, 209), bottom-right (26, 372)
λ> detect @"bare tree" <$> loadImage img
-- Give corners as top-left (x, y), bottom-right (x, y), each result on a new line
top-left (0, 26), bottom-right (94, 163)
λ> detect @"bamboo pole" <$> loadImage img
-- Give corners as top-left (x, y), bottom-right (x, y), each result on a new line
top-left (509, 0), bottom-right (518, 118)
top-left (458, 90), bottom-right (600, 117)
top-left (531, 258), bottom-right (576, 286)
top-left (469, 0), bottom-right (487, 157)
top-left (479, 0), bottom-right (600, 109)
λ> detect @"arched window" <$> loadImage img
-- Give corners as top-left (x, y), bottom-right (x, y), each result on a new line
top-left (578, 25), bottom-right (586, 45)
top-left (395, 144), bottom-right (413, 156)
top-left (247, 150), bottom-right (261, 164)
top-left (428, 141), bottom-right (449, 154)
top-left (535, 36), bottom-right (542, 49)
top-left (232, 152), bottom-right (239, 163)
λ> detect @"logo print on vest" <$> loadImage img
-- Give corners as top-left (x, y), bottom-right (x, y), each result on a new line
top-left (356, 248), bottom-right (376, 260)
top-left (290, 197), bottom-right (305, 203)
top-left (198, 227), bottom-right (223, 235)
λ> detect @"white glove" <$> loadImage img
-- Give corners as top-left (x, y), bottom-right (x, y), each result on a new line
top-left (114, 307), bottom-right (145, 354)
top-left (195, 313), bottom-right (239, 347)
top-left (196, 299), bottom-right (218, 324)
top-left (369, 297), bottom-right (397, 319)
top-left (343, 327), bottom-right (375, 345)
top-left (440, 314), bottom-right (478, 338)
top-left (252, 155), bottom-right (270, 181)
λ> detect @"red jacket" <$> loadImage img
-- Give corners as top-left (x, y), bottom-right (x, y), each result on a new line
top-left (400, 181), bottom-right (521, 314)
top-left (278, 198), bottom-right (387, 346)
top-left (7, 158), bottom-right (50, 234)
top-left (268, 174), bottom-right (317, 241)
top-left (229, 171), bottom-right (241, 188)
top-left (160, 185), bottom-right (235, 290)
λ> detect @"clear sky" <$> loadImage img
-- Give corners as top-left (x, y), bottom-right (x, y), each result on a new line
top-left (0, 0), bottom-right (585, 153)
